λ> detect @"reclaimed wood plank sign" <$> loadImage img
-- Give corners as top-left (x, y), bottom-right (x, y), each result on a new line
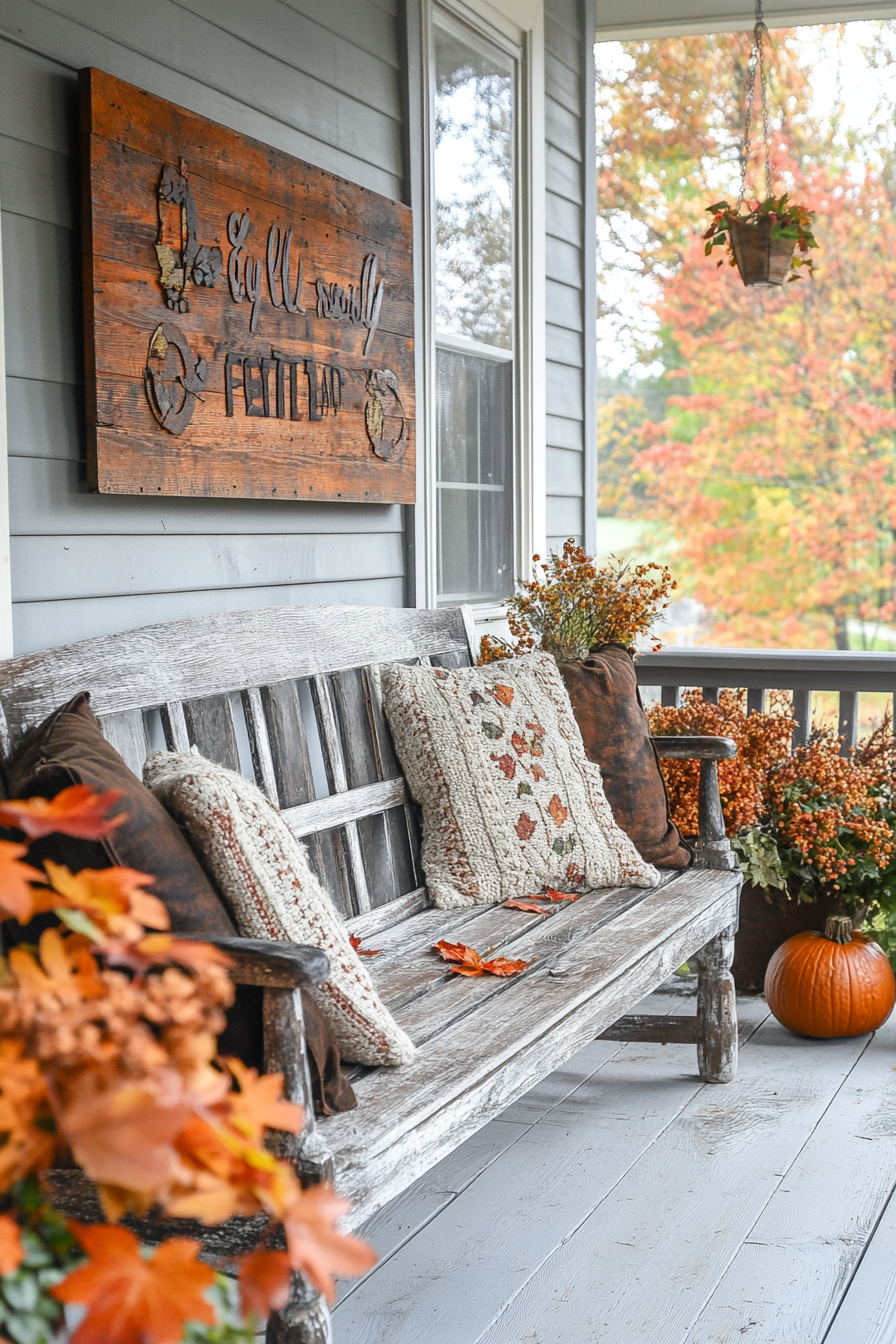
top-left (79, 68), bottom-right (415, 503)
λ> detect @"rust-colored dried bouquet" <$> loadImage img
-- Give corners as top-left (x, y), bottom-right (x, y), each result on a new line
top-left (479, 540), bottom-right (676, 665)
top-left (647, 689), bottom-right (795, 838)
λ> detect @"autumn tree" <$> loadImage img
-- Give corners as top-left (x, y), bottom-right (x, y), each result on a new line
top-left (597, 26), bottom-right (896, 648)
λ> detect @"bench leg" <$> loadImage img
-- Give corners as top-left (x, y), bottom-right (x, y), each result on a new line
top-left (695, 923), bottom-right (738, 1084)
top-left (266, 1273), bottom-right (332, 1344)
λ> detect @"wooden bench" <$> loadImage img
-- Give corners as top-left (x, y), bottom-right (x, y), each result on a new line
top-left (0, 605), bottom-right (741, 1344)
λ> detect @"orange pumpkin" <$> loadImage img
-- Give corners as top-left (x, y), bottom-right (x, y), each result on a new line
top-left (765, 915), bottom-right (896, 1038)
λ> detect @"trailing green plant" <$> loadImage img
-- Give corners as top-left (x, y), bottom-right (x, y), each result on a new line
top-left (703, 194), bottom-right (818, 279)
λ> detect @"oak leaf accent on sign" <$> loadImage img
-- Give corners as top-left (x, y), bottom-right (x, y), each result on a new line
top-left (432, 940), bottom-right (529, 977)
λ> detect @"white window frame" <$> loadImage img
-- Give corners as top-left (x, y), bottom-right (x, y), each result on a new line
top-left (0, 191), bottom-right (14, 659)
top-left (412, 0), bottom-right (545, 618)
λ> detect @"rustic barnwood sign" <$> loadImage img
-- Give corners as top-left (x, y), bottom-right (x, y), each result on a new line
top-left (79, 68), bottom-right (415, 503)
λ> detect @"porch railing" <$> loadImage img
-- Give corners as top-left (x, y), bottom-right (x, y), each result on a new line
top-left (637, 648), bottom-right (896, 753)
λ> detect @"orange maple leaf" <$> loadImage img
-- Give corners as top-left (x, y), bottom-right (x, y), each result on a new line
top-left (348, 935), bottom-right (382, 957)
top-left (0, 841), bottom-right (45, 923)
top-left (59, 1075), bottom-right (191, 1202)
top-left (44, 863), bottom-right (169, 937)
top-left (53, 1225), bottom-right (215, 1344)
top-left (224, 1059), bottom-right (304, 1141)
top-left (547, 795), bottom-right (568, 827)
top-left (9, 928), bottom-right (106, 1003)
top-left (0, 1039), bottom-right (57, 1186)
top-left (281, 1184), bottom-right (377, 1304)
top-left (544, 886), bottom-right (581, 902)
top-left (503, 899), bottom-right (553, 915)
top-left (0, 1214), bottom-right (24, 1276)
top-left (0, 785), bottom-right (125, 841)
top-left (238, 1248), bottom-right (291, 1320)
top-left (432, 940), bottom-right (529, 977)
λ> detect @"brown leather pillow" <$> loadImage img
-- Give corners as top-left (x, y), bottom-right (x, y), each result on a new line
top-left (559, 646), bottom-right (692, 869)
top-left (4, 691), bottom-right (236, 937)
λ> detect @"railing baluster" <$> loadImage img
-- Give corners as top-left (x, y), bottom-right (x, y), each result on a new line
top-left (792, 689), bottom-right (811, 748)
top-left (746, 688), bottom-right (767, 715)
top-left (838, 690), bottom-right (858, 756)
top-left (661, 686), bottom-right (681, 708)
top-left (702, 687), bottom-right (720, 705)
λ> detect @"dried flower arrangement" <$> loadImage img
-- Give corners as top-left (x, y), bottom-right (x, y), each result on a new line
top-left (0, 785), bottom-right (374, 1344)
top-left (649, 693), bottom-right (896, 924)
top-left (479, 540), bottom-right (676, 665)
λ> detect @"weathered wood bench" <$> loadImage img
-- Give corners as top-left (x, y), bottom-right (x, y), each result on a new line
top-left (0, 605), bottom-right (741, 1344)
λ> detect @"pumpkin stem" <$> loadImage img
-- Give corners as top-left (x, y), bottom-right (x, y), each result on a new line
top-left (824, 915), bottom-right (853, 944)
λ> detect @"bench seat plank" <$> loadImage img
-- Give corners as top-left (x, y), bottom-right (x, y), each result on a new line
top-left (322, 868), bottom-right (740, 1228)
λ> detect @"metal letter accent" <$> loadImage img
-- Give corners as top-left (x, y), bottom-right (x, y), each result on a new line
top-left (144, 323), bottom-right (208, 435)
top-left (154, 162), bottom-right (221, 312)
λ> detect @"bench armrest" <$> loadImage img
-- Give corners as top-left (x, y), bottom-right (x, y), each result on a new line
top-left (649, 735), bottom-right (739, 873)
top-left (208, 936), bottom-right (330, 988)
top-left (651, 735), bottom-right (736, 761)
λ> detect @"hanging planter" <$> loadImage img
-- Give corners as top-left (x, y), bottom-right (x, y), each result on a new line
top-left (702, 0), bottom-right (818, 288)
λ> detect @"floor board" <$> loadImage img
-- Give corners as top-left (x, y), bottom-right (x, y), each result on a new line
top-left (332, 992), bottom-right (770, 1343)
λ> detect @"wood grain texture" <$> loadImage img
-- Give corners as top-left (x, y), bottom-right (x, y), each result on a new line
top-left (687, 1015), bottom-right (896, 1344)
top-left (81, 66), bottom-right (415, 503)
top-left (0, 604), bottom-right (471, 742)
top-left (480, 1021), bottom-right (869, 1344)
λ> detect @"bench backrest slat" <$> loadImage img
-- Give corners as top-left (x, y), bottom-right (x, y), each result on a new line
top-left (0, 605), bottom-right (476, 920)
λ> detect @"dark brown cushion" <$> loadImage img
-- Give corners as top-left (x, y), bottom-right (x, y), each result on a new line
top-left (4, 691), bottom-right (235, 936)
top-left (559, 646), bottom-right (692, 870)
top-left (2, 691), bottom-right (357, 1115)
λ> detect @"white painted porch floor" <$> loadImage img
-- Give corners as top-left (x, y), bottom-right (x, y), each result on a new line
top-left (331, 978), bottom-right (896, 1344)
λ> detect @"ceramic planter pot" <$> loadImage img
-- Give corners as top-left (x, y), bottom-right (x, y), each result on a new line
top-left (732, 881), bottom-right (848, 991)
top-left (729, 216), bottom-right (795, 287)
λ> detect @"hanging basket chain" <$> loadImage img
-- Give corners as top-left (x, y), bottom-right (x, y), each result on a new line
top-left (737, 0), bottom-right (772, 208)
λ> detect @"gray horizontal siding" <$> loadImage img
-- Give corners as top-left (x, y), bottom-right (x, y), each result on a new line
top-left (547, 447), bottom-right (583, 496)
top-left (545, 0), bottom-right (594, 557)
top-left (0, 0), bottom-right (407, 658)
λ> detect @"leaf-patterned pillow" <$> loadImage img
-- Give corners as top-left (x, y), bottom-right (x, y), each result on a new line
top-left (380, 652), bottom-right (660, 909)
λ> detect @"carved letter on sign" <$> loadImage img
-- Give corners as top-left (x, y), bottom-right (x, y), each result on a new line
top-left (80, 67), bottom-right (416, 503)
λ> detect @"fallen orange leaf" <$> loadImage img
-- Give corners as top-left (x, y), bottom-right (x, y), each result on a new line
top-left (503, 899), bottom-right (553, 915)
top-left (238, 1248), bottom-right (291, 1321)
top-left (0, 1214), bottom-right (24, 1276)
top-left (349, 934), bottom-right (382, 957)
top-left (432, 940), bottom-right (529, 977)
top-left (544, 886), bottom-right (580, 902)
top-left (53, 1224), bottom-right (215, 1344)
top-left (0, 785), bottom-right (125, 841)
top-left (282, 1184), bottom-right (377, 1304)
top-left (0, 841), bottom-right (45, 923)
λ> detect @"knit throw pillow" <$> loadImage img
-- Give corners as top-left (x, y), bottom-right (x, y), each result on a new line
top-left (143, 750), bottom-right (414, 1067)
top-left (380, 652), bottom-right (660, 909)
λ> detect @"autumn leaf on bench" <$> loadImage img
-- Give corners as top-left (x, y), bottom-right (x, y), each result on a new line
top-left (544, 886), bottom-right (581, 902)
top-left (349, 935), bottom-right (382, 957)
top-left (432, 940), bottom-right (529, 977)
top-left (503, 899), bottom-right (554, 916)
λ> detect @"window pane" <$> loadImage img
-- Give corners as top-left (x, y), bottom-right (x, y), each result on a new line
top-left (436, 349), bottom-right (513, 603)
top-left (434, 17), bottom-right (514, 349)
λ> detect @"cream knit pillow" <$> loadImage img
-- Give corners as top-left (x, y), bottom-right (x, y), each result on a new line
top-left (380, 651), bottom-right (660, 909)
top-left (143, 750), bottom-right (414, 1067)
